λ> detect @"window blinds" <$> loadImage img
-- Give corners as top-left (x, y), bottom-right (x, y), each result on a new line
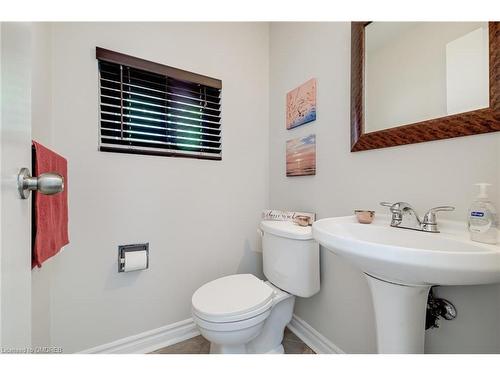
top-left (97, 47), bottom-right (222, 160)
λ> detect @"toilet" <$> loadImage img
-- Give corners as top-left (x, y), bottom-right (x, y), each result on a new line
top-left (191, 220), bottom-right (320, 354)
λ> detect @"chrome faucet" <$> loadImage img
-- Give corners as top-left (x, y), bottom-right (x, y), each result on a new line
top-left (380, 202), bottom-right (455, 233)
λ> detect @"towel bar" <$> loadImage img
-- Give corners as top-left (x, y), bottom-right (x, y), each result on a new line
top-left (17, 167), bottom-right (64, 199)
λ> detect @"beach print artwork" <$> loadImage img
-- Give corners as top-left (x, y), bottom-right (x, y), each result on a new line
top-left (286, 78), bottom-right (317, 129)
top-left (286, 134), bottom-right (316, 177)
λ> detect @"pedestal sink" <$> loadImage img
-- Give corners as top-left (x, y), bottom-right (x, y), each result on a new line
top-left (313, 215), bottom-right (500, 353)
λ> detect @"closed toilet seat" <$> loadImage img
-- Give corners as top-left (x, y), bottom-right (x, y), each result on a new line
top-left (192, 274), bottom-right (275, 323)
top-left (193, 308), bottom-right (271, 332)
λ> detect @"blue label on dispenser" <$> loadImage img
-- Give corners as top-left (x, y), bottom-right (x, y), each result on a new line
top-left (471, 211), bottom-right (485, 217)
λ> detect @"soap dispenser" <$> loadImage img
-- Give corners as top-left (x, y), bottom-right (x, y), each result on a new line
top-left (468, 183), bottom-right (498, 244)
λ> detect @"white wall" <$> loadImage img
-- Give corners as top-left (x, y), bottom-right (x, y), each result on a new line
top-left (269, 22), bottom-right (500, 353)
top-left (446, 26), bottom-right (489, 115)
top-left (32, 22), bottom-right (269, 353)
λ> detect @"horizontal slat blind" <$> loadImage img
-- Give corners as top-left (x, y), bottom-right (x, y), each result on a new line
top-left (97, 48), bottom-right (222, 160)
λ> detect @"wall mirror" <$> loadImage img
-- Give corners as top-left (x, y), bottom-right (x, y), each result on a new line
top-left (351, 22), bottom-right (500, 151)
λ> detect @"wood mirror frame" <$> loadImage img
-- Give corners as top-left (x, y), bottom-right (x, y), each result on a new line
top-left (351, 22), bottom-right (500, 152)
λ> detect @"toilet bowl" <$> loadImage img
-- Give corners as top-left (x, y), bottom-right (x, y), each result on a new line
top-left (193, 309), bottom-right (271, 354)
top-left (192, 274), bottom-right (295, 354)
top-left (191, 220), bottom-right (320, 354)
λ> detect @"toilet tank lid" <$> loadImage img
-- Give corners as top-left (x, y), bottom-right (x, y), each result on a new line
top-left (260, 220), bottom-right (313, 240)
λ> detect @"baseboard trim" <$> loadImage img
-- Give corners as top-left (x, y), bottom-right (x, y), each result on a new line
top-left (79, 314), bottom-right (342, 354)
top-left (79, 318), bottom-right (200, 354)
top-left (287, 314), bottom-right (345, 354)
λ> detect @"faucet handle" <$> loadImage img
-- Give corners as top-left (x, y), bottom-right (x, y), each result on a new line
top-left (380, 201), bottom-right (415, 212)
top-left (428, 206), bottom-right (455, 212)
top-left (379, 202), bottom-right (394, 208)
top-left (423, 206), bottom-right (455, 223)
top-left (380, 202), bottom-right (404, 224)
top-left (422, 206), bottom-right (455, 233)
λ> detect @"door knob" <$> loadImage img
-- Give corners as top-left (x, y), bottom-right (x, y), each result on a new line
top-left (17, 167), bottom-right (64, 199)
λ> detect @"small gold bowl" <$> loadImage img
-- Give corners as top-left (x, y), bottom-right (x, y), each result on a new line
top-left (355, 210), bottom-right (375, 224)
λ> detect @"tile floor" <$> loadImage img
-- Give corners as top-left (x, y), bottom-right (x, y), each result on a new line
top-left (150, 328), bottom-right (315, 354)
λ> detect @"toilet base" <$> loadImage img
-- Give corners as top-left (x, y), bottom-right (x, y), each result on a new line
top-left (245, 288), bottom-right (295, 353)
top-left (209, 343), bottom-right (284, 354)
top-left (209, 343), bottom-right (247, 354)
top-left (266, 344), bottom-right (284, 354)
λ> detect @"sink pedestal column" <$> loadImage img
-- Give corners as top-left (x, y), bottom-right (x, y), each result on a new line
top-left (365, 274), bottom-right (431, 354)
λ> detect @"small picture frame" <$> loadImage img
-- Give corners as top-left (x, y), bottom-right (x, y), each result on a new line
top-left (286, 78), bottom-right (317, 130)
top-left (286, 134), bottom-right (316, 177)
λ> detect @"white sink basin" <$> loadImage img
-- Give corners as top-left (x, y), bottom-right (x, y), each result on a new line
top-left (313, 215), bottom-right (500, 353)
top-left (313, 215), bottom-right (500, 286)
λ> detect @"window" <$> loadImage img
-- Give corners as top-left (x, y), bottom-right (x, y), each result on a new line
top-left (96, 47), bottom-right (222, 160)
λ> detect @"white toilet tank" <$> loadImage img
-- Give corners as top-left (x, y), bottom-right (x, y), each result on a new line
top-left (260, 220), bottom-right (320, 298)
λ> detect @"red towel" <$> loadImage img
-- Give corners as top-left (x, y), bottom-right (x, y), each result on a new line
top-left (32, 141), bottom-right (69, 268)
